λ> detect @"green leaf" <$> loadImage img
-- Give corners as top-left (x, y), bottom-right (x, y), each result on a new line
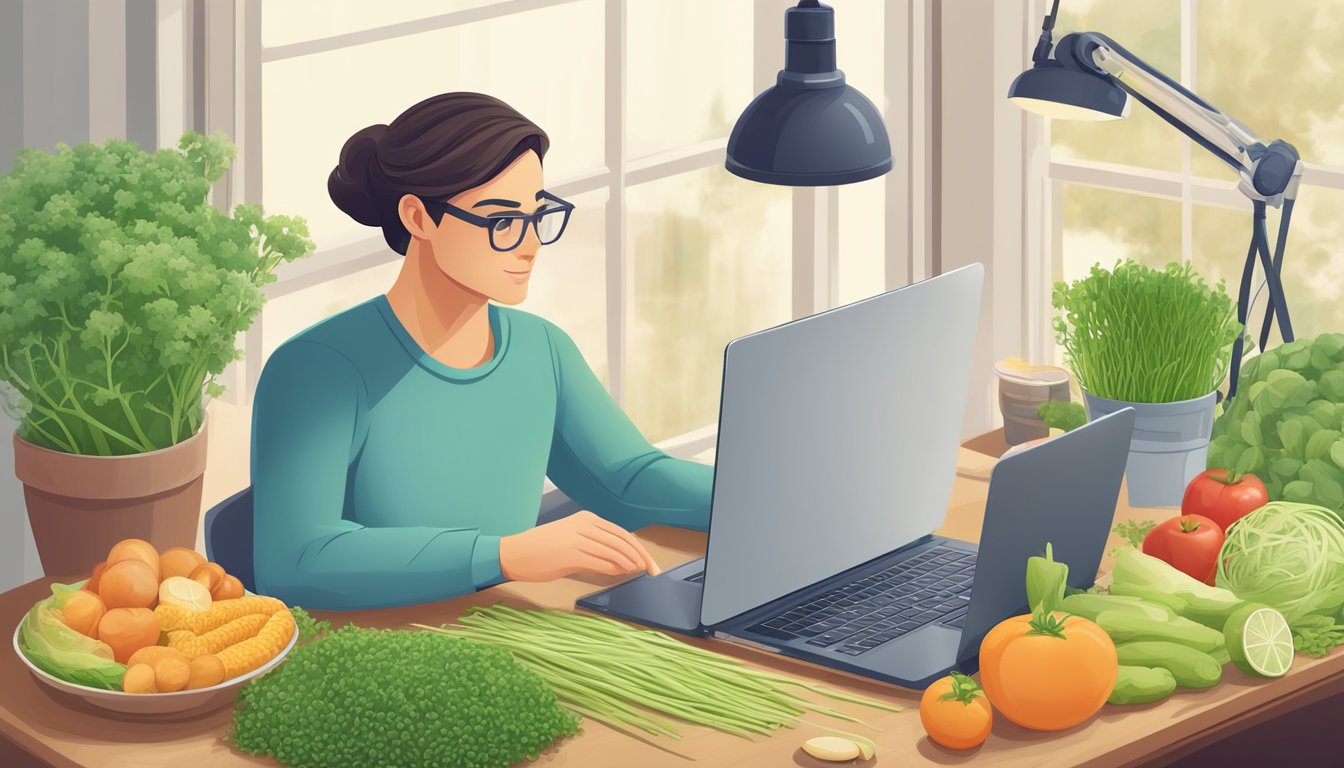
top-left (1332, 441), bottom-right (1344, 472)
top-left (1283, 480), bottom-right (1316, 503)
top-left (1278, 419), bottom-right (1306, 457)
top-left (1235, 446), bottom-right (1265, 475)
top-left (1240, 410), bottom-right (1263, 447)
top-left (1307, 430), bottom-right (1342, 462)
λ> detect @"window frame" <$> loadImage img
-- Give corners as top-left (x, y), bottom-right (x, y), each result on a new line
top-left (216, 0), bottom-right (928, 462)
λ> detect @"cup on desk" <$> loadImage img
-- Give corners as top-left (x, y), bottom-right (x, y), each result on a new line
top-left (994, 359), bottom-right (1071, 445)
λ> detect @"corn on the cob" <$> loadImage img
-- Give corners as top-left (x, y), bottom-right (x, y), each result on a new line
top-left (217, 609), bottom-right (296, 680)
top-left (166, 612), bottom-right (271, 659)
top-left (155, 595), bottom-right (286, 635)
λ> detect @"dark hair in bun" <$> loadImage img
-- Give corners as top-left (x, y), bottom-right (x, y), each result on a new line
top-left (328, 92), bottom-right (549, 254)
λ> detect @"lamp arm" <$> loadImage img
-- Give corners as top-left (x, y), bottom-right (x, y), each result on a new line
top-left (1079, 33), bottom-right (1254, 173)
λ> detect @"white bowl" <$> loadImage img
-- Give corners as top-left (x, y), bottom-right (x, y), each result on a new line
top-left (13, 618), bottom-right (298, 717)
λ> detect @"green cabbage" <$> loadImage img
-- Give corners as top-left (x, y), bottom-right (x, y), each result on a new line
top-left (1215, 501), bottom-right (1344, 626)
top-left (1209, 333), bottom-right (1344, 515)
top-left (16, 581), bottom-right (127, 691)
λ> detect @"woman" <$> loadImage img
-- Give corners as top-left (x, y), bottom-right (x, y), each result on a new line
top-left (251, 92), bottom-right (712, 610)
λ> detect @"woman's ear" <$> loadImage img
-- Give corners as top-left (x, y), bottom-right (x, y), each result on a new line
top-left (398, 194), bottom-right (437, 241)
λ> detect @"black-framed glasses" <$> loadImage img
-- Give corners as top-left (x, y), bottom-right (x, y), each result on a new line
top-left (418, 191), bottom-right (575, 252)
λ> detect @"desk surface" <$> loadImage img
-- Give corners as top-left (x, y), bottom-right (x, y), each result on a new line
top-left (3, 431), bottom-right (1342, 768)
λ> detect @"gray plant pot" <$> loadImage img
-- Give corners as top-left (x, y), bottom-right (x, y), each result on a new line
top-left (1083, 390), bottom-right (1218, 508)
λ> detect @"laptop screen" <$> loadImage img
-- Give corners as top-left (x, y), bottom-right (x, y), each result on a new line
top-left (699, 265), bottom-right (984, 627)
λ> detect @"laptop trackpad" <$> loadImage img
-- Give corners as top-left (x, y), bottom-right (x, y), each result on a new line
top-left (581, 572), bottom-right (704, 635)
top-left (861, 623), bottom-right (962, 682)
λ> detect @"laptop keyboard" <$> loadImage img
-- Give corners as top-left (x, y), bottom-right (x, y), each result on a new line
top-left (742, 546), bottom-right (976, 656)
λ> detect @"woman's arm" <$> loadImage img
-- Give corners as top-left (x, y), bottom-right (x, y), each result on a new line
top-left (543, 324), bottom-right (713, 532)
top-left (251, 340), bottom-right (502, 610)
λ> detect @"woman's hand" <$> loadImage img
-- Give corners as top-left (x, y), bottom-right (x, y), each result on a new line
top-left (498, 510), bottom-right (663, 582)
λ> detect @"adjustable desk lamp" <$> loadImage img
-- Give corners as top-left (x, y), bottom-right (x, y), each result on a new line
top-left (1008, 0), bottom-right (1304, 401)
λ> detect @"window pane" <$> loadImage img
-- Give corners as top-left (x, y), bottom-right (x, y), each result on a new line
top-left (627, 1), bottom-right (753, 158)
top-left (627, 167), bottom-right (792, 443)
top-left (519, 189), bottom-right (610, 386)
top-left (1055, 185), bottom-right (1182, 365)
top-left (838, 175), bottom-right (887, 304)
top-left (261, 0), bottom-right (604, 249)
top-left (1195, 1), bottom-right (1344, 176)
top-left (835, 1), bottom-right (888, 305)
top-left (1059, 184), bottom-right (1182, 284)
top-left (262, 260), bottom-right (402, 359)
top-left (1192, 188), bottom-right (1344, 345)
top-left (263, 1), bottom-right (516, 49)
top-left (1049, 0), bottom-right (1182, 171)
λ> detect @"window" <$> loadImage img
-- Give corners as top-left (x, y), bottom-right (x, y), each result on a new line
top-left (1036, 0), bottom-right (1344, 367)
top-left (223, 0), bottom-right (920, 460)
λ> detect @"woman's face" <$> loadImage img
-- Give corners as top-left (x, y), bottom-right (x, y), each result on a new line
top-left (417, 149), bottom-right (546, 306)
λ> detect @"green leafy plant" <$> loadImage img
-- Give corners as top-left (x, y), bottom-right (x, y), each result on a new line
top-left (1052, 260), bottom-right (1241, 404)
top-left (1207, 333), bottom-right (1344, 515)
top-left (1109, 518), bottom-right (1157, 559)
top-left (1037, 400), bottom-right (1087, 432)
top-left (0, 132), bottom-right (312, 455)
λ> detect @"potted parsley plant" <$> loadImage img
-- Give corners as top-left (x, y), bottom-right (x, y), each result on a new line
top-left (1053, 259), bottom-right (1241, 507)
top-left (0, 132), bottom-right (312, 578)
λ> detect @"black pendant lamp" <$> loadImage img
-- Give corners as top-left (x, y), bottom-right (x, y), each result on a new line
top-left (725, 0), bottom-right (892, 186)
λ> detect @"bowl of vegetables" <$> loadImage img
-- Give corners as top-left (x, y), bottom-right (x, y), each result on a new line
top-left (13, 538), bottom-right (298, 716)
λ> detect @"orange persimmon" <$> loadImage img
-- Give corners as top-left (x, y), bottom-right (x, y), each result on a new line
top-left (978, 610), bottom-right (1117, 731)
top-left (160, 547), bottom-right (207, 581)
top-left (189, 562), bottom-right (226, 595)
top-left (920, 672), bottom-right (992, 749)
top-left (107, 539), bottom-right (161, 581)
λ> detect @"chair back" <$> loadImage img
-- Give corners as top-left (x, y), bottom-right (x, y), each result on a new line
top-left (203, 487), bottom-right (256, 593)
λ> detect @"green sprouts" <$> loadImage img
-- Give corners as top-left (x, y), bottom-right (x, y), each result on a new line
top-left (1052, 260), bottom-right (1240, 403)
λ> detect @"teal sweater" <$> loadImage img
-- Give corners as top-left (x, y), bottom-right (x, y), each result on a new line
top-left (250, 295), bottom-right (713, 610)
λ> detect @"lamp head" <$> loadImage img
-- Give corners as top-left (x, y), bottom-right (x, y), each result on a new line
top-left (725, 0), bottom-right (892, 186)
top-left (1008, 33), bottom-right (1131, 121)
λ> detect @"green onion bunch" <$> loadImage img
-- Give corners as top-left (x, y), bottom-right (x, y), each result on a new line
top-left (415, 604), bottom-right (901, 759)
top-left (1052, 259), bottom-right (1241, 403)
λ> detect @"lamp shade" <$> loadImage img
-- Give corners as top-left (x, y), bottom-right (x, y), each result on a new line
top-left (1007, 62), bottom-right (1130, 121)
top-left (725, 1), bottom-right (892, 186)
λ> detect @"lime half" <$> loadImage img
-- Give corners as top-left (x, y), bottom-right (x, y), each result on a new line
top-left (1224, 604), bottom-right (1294, 678)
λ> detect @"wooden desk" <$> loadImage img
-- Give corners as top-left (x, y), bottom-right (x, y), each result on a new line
top-left (3, 431), bottom-right (1343, 768)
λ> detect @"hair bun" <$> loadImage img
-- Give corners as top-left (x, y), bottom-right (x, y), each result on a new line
top-left (328, 124), bottom-right (392, 227)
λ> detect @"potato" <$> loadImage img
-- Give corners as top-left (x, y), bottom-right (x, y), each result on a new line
top-left (189, 562), bottom-right (226, 595)
top-left (154, 658), bottom-right (191, 692)
top-left (61, 590), bottom-right (106, 638)
top-left (160, 547), bottom-right (207, 581)
top-left (99, 559), bottom-right (159, 609)
top-left (122, 663), bottom-right (157, 694)
top-left (99, 607), bottom-right (161, 664)
top-left (159, 576), bottom-right (213, 612)
top-left (187, 653), bottom-right (227, 690)
top-left (107, 538), bottom-right (160, 581)
top-left (127, 644), bottom-right (186, 669)
top-left (214, 574), bottom-right (245, 601)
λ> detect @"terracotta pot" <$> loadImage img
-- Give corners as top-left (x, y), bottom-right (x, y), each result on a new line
top-left (13, 416), bottom-right (209, 580)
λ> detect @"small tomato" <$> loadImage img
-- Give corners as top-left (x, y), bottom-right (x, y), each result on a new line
top-left (920, 672), bottom-right (992, 750)
top-left (1142, 514), bottom-right (1224, 585)
top-left (979, 610), bottom-right (1117, 731)
top-left (1181, 468), bottom-right (1268, 533)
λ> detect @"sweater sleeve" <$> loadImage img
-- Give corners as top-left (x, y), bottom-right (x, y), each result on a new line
top-left (543, 324), bottom-right (713, 532)
top-left (251, 340), bottom-right (502, 610)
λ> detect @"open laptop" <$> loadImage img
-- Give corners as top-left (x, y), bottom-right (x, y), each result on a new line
top-left (577, 264), bottom-right (1135, 689)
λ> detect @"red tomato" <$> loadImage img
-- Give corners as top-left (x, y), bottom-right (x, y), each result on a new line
top-left (1142, 514), bottom-right (1225, 585)
top-left (1181, 469), bottom-right (1268, 533)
